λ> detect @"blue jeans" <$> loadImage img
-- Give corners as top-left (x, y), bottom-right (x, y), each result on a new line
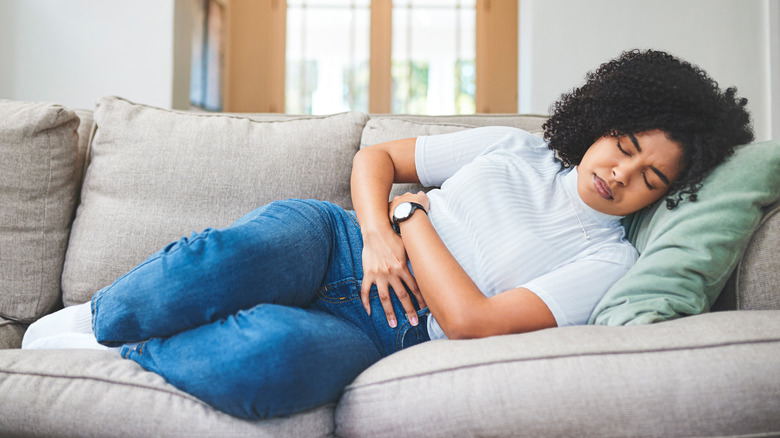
top-left (90, 199), bottom-right (430, 419)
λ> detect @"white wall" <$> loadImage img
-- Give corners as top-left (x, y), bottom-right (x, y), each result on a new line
top-left (0, 0), bottom-right (192, 110)
top-left (519, 0), bottom-right (775, 141)
top-left (0, 0), bottom-right (775, 139)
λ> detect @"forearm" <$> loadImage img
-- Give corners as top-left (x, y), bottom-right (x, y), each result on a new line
top-left (351, 138), bottom-right (419, 231)
top-left (351, 147), bottom-right (396, 235)
top-left (398, 209), bottom-right (557, 339)
top-left (397, 212), bottom-right (488, 339)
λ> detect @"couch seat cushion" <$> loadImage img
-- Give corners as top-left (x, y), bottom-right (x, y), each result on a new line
top-left (0, 349), bottom-right (333, 437)
top-left (336, 311), bottom-right (780, 437)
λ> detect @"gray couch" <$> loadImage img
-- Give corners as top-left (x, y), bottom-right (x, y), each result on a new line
top-left (0, 96), bottom-right (778, 437)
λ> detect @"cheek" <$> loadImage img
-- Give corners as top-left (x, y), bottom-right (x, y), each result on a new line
top-left (620, 184), bottom-right (659, 208)
top-left (632, 189), bottom-right (666, 209)
top-left (579, 141), bottom-right (609, 166)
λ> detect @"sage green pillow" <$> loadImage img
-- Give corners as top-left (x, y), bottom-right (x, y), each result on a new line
top-left (590, 139), bottom-right (780, 325)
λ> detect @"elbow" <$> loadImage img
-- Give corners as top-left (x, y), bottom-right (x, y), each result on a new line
top-left (352, 147), bottom-right (367, 167)
top-left (434, 294), bottom-right (492, 340)
top-left (444, 328), bottom-right (477, 341)
top-left (443, 325), bottom-right (480, 340)
top-left (438, 313), bottom-right (484, 340)
top-left (352, 146), bottom-right (376, 166)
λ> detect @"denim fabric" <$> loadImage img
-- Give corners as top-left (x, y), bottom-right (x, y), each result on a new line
top-left (90, 199), bottom-right (429, 419)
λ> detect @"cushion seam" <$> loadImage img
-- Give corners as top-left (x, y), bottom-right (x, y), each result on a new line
top-left (369, 120), bottom-right (476, 129)
top-left (107, 96), bottom-right (364, 125)
top-left (369, 114), bottom-right (549, 120)
top-left (26, 104), bottom-right (55, 323)
top-left (0, 319), bottom-right (22, 329)
top-left (345, 337), bottom-right (780, 391)
top-left (38, 108), bottom-right (59, 319)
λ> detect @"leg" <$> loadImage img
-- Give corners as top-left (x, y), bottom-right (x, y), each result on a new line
top-left (93, 200), bottom-right (337, 346)
top-left (123, 304), bottom-right (382, 419)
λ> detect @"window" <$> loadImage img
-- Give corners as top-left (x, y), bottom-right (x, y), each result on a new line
top-left (285, 0), bottom-right (476, 114)
top-left (389, 0), bottom-right (476, 114)
top-left (286, 0), bottom-right (371, 114)
top-left (192, 0), bottom-right (517, 114)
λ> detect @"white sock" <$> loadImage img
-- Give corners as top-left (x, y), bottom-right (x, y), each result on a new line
top-left (24, 332), bottom-right (114, 351)
top-left (22, 302), bottom-right (116, 352)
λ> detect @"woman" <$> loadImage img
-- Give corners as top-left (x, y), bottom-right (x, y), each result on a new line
top-left (23, 49), bottom-right (753, 419)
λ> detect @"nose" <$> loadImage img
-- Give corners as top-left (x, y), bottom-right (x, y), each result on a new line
top-left (611, 161), bottom-right (635, 186)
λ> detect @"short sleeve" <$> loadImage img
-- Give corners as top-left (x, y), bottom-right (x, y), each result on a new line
top-left (415, 126), bottom-right (545, 187)
top-left (521, 255), bottom-right (636, 327)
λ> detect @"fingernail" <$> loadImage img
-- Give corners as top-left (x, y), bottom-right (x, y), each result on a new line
top-left (389, 318), bottom-right (397, 328)
top-left (410, 315), bottom-right (418, 326)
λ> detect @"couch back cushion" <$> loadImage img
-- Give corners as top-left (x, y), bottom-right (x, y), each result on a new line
top-left (0, 100), bottom-right (82, 323)
top-left (62, 97), bottom-right (368, 306)
top-left (361, 115), bottom-right (547, 199)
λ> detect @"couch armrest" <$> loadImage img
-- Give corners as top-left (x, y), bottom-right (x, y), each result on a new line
top-left (336, 310), bottom-right (780, 437)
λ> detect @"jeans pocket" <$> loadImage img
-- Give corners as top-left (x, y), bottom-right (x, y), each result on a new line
top-left (397, 307), bottom-right (431, 350)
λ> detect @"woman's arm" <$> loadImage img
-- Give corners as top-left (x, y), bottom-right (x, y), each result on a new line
top-left (351, 138), bottom-right (427, 328)
top-left (391, 192), bottom-right (557, 340)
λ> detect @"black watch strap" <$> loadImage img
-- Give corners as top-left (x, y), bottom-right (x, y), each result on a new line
top-left (392, 202), bottom-right (427, 234)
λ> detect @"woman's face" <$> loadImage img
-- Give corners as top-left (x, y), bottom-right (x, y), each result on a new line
top-left (577, 129), bottom-right (684, 216)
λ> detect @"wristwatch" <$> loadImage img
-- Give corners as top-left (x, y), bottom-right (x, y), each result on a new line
top-left (391, 202), bottom-right (428, 235)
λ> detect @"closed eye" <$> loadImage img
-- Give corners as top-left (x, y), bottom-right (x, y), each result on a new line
top-left (617, 140), bottom-right (631, 156)
top-left (620, 138), bottom-right (657, 190)
top-left (642, 172), bottom-right (657, 190)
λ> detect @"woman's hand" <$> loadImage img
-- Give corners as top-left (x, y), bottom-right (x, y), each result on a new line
top-left (350, 138), bottom-right (425, 329)
top-left (360, 192), bottom-right (429, 328)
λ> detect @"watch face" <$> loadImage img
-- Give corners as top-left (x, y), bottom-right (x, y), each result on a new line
top-left (394, 202), bottom-right (413, 219)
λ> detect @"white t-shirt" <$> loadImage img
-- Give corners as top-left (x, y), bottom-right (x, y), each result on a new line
top-left (415, 126), bottom-right (638, 340)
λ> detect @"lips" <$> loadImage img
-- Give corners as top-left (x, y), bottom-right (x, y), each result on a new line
top-left (593, 175), bottom-right (614, 200)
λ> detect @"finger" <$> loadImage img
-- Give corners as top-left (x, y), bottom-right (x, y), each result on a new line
top-left (390, 278), bottom-right (419, 327)
top-left (360, 278), bottom-right (372, 315)
top-left (401, 270), bottom-right (426, 310)
top-left (377, 285), bottom-right (398, 328)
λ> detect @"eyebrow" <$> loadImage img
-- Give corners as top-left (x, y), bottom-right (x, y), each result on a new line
top-left (626, 132), bottom-right (671, 186)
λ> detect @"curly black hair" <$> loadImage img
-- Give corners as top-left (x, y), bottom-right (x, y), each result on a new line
top-left (543, 49), bottom-right (754, 209)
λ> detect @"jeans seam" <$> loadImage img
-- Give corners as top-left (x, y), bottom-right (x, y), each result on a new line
top-left (396, 321), bottom-right (412, 351)
top-left (345, 210), bottom-right (361, 229)
top-left (121, 340), bottom-right (146, 358)
top-left (315, 278), bottom-right (361, 304)
top-left (90, 293), bottom-right (100, 334)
